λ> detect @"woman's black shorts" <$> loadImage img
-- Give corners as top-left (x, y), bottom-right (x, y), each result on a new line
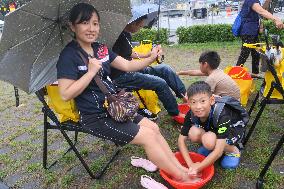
top-left (80, 113), bottom-right (144, 146)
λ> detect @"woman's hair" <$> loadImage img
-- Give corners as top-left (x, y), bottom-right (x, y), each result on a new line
top-left (187, 81), bottom-right (212, 98)
top-left (69, 3), bottom-right (100, 25)
top-left (199, 51), bottom-right (221, 69)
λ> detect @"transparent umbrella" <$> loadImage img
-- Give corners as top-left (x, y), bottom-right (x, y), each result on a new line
top-left (130, 4), bottom-right (159, 27)
top-left (0, 0), bottom-right (131, 93)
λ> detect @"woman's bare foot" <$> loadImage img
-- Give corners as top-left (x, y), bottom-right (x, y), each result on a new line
top-left (187, 176), bottom-right (202, 183)
top-left (178, 165), bottom-right (190, 173)
top-left (174, 172), bottom-right (202, 184)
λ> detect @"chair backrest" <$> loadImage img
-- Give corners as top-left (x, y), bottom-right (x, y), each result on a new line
top-left (46, 84), bottom-right (79, 123)
top-left (132, 40), bottom-right (159, 65)
top-left (36, 88), bottom-right (61, 126)
top-left (260, 52), bottom-right (284, 99)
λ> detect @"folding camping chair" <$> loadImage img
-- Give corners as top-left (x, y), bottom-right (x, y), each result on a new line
top-left (35, 87), bottom-right (121, 179)
top-left (241, 32), bottom-right (284, 189)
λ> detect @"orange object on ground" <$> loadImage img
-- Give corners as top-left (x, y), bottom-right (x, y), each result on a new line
top-left (224, 66), bottom-right (253, 106)
top-left (172, 103), bottom-right (190, 124)
top-left (226, 66), bottom-right (252, 80)
top-left (9, 3), bottom-right (16, 12)
top-left (160, 152), bottom-right (214, 189)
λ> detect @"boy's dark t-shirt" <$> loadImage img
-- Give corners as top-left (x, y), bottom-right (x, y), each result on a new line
top-left (57, 40), bottom-right (117, 115)
top-left (180, 105), bottom-right (244, 139)
top-left (111, 31), bottom-right (132, 79)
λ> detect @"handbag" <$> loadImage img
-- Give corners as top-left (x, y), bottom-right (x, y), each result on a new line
top-left (94, 76), bottom-right (139, 122)
top-left (77, 50), bottom-right (139, 122)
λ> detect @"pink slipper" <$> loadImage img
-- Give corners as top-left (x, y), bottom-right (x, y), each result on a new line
top-left (141, 175), bottom-right (168, 189)
top-left (131, 156), bottom-right (158, 172)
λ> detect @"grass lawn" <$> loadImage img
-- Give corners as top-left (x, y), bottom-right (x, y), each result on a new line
top-left (0, 41), bottom-right (283, 189)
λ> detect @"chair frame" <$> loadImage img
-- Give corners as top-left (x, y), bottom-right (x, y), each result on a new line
top-left (244, 53), bottom-right (284, 145)
top-left (135, 90), bottom-right (149, 110)
top-left (242, 52), bottom-right (284, 189)
top-left (14, 86), bottom-right (19, 107)
top-left (36, 88), bottom-right (121, 179)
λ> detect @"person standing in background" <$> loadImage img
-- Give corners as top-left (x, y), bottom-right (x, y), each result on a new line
top-left (236, 0), bottom-right (283, 77)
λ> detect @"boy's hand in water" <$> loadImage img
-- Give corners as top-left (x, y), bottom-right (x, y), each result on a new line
top-left (188, 162), bottom-right (201, 177)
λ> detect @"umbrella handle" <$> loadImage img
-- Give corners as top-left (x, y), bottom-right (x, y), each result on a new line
top-left (153, 43), bottom-right (164, 64)
top-left (156, 55), bottom-right (164, 64)
top-left (156, 56), bottom-right (160, 64)
top-left (156, 0), bottom-right (161, 43)
top-left (264, 29), bottom-right (270, 51)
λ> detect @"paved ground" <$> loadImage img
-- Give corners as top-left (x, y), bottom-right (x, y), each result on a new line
top-left (0, 181), bottom-right (9, 188)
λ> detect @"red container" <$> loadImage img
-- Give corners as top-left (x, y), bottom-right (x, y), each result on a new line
top-left (160, 152), bottom-right (214, 189)
top-left (227, 66), bottom-right (252, 80)
top-left (172, 104), bottom-right (190, 124)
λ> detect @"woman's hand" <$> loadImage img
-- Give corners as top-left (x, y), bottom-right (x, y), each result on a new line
top-left (274, 18), bottom-right (284, 29)
top-left (149, 45), bottom-right (162, 62)
top-left (87, 57), bottom-right (102, 76)
top-left (259, 21), bottom-right (264, 33)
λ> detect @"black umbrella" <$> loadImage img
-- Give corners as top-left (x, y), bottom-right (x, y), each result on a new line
top-left (0, 0), bottom-right (131, 93)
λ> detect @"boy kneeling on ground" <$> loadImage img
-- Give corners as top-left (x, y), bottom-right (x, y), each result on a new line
top-left (178, 81), bottom-right (246, 176)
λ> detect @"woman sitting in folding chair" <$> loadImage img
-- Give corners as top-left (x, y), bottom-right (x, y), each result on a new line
top-left (57, 3), bottom-right (192, 183)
